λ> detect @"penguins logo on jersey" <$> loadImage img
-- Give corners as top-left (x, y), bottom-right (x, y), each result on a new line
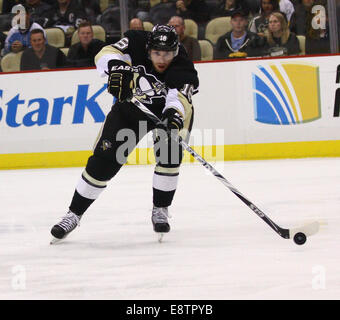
top-left (132, 65), bottom-right (167, 104)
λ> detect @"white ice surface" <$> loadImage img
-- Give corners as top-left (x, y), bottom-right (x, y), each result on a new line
top-left (0, 158), bottom-right (339, 300)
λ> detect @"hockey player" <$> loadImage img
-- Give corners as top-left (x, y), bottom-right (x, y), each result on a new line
top-left (50, 25), bottom-right (199, 243)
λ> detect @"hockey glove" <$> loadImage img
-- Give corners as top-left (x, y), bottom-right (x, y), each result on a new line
top-left (161, 108), bottom-right (184, 132)
top-left (107, 60), bottom-right (134, 102)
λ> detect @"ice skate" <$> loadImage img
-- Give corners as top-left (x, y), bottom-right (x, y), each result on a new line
top-left (50, 211), bottom-right (82, 244)
top-left (152, 206), bottom-right (170, 242)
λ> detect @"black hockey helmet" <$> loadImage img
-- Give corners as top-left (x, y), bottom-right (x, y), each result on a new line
top-left (147, 24), bottom-right (179, 55)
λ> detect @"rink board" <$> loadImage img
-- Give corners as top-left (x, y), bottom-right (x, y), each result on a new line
top-left (0, 55), bottom-right (340, 169)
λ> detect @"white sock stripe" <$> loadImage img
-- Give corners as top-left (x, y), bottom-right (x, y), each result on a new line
top-left (76, 177), bottom-right (106, 200)
top-left (153, 173), bottom-right (179, 192)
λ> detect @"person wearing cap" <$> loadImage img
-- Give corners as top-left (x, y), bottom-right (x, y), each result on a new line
top-left (214, 9), bottom-right (266, 59)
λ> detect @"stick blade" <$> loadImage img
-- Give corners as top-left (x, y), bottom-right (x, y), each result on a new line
top-left (290, 221), bottom-right (320, 239)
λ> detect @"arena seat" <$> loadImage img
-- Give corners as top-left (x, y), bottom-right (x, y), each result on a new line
top-left (198, 39), bottom-right (213, 61)
top-left (45, 28), bottom-right (65, 48)
top-left (205, 16), bottom-right (232, 45)
top-left (0, 51), bottom-right (23, 72)
top-left (184, 19), bottom-right (198, 39)
top-left (150, 0), bottom-right (161, 7)
top-left (99, 0), bottom-right (109, 12)
top-left (297, 35), bottom-right (306, 55)
top-left (71, 25), bottom-right (106, 45)
top-left (60, 47), bottom-right (69, 56)
top-left (143, 21), bottom-right (154, 32)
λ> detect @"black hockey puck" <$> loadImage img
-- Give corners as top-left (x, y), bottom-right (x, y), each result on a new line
top-left (293, 232), bottom-right (307, 245)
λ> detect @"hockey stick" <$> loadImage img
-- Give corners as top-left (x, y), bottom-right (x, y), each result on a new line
top-left (130, 96), bottom-right (320, 244)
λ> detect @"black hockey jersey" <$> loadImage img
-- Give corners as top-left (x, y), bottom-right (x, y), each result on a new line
top-left (95, 30), bottom-right (199, 120)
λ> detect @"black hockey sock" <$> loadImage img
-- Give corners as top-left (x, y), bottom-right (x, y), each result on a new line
top-left (69, 190), bottom-right (95, 216)
top-left (153, 188), bottom-right (176, 208)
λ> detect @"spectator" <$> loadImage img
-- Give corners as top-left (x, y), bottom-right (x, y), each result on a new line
top-left (249, 0), bottom-right (280, 37)
top-left (20, 28), bottom-right (67, 70)
top-left (43, 0), bottom-right (87, 44)
top-left (129, 18), bottom-right (145, 30)
top-left (290, 0), bottom-right (330, 54)
top-left (149, 0), bottom-right (177, 25)
top-left (25, 0), bottom-right (52, 28)
top-left (214, 10), bottom-right (266, 59)
top-left (175, 0), bottom-right (210, 25)
top-left (66, 21), bottom-right (105, 67)
top-left (4, 4), bottom-right (46, 55)
top-left (264, 11), bottom-right (300, 56)
top-left (2, 0), bottom-right (24, 13)
top-left (278, 0), bottom-right (294, 22)
top-left (304, 0), bottom-right (330, 54)
top-left (168, 15), bottom-right (201, 61)
top-left (211, 0), bottom-right (247, 19)
top-left (80, 0), bottom-right (102, 24)
top-left (290, 0), bottom-right (315, 35)
top-left (131, 0), bottom-right (151, 21)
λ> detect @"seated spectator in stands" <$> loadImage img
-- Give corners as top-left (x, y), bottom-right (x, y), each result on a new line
top-left (25, 0), bottom-right (52, 28)
top-left (4, 4), bottom-right (46, 55)
top-left (80, 0), bottom-right (101, 24)
top-left (249, 0), bottom-right (280, 37)
top-left (20, 28), bottom-right (67, 70)
top-left (131, 0), bottom-right (150, 21)
top-left (290, 0), bottom-right (329, 54)
top-left (263, 11), bottom-right (300, 56)
top-left (129, 18), bottom-right (144, 31)
top-left (290, 0), bottom-right (314, 35)
top-left (66, 21), bottom-right (105, 67)
top-left (168, 15), bottom-right (201, 61)
top-left (149, 0), bottom-right (177, 25)
top-left (242, 0), bottom-right (261, 15)
top-left (175, 0), bottom-right (210, 25)
top-left (215, 10), bottom-right (266, 59)
top-left (278, 0), bottom-right (294, 22)
top-left (211, 0), bottom-right (246, 19)
top-left (1, 0), bottom-right (23, 13)
top-left (43, 0), bottom-right (87, 45)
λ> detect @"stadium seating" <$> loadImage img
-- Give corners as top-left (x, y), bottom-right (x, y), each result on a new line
top-left (60, 47), bottom-right (69, 56)
top-left (0, 51), bottom-right (23, 72)
top-left (143, 21), bottom-right (154, 32)
top-left (150, 0), bottom-right (160, 7)
top-left (297, 35), bottom-right (306, 55)
top-left (198, 39), bottom-right (213, 61)
top-left (45, 28), bottom-right (65, 48)
top-left (99, 0), bottom-right (109, 12)
top-left (184, 19), bottom-right (198, 39)
top-left (205, 17), bottom-right (232, 45)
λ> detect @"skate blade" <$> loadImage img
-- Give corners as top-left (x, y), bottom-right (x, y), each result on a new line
top-left (158, 233), bottom-right (164, 243)
top-left (50, 237), bottom-right (63, 245)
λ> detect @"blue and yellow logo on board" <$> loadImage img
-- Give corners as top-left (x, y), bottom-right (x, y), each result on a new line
top-left (252, 63), bottom-right (321, 124)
